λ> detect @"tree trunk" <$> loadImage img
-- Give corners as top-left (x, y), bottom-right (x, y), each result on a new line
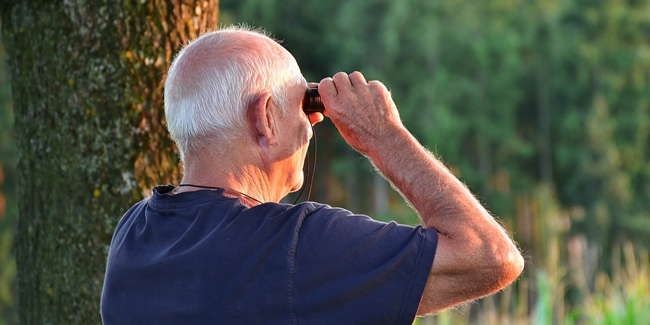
top-left (0, 1), bottom-right (218, 323)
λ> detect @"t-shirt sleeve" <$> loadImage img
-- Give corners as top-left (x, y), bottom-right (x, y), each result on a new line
top-left (291, 205), bottom-right (438, 325)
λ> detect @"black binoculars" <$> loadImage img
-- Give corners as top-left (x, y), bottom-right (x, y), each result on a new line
top-left (303, 87), bottom-right (324, 114)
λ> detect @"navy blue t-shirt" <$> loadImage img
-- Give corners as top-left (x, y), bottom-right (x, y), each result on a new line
top-left (101, 185), bottom-right (438, 325)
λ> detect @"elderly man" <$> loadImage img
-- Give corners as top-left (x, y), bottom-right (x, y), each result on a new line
top-left (101, 27), bottom-right (524, 324)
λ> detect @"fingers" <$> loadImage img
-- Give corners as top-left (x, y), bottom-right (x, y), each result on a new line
top-left (349, 71), bottom-right (367, 87)
top-left (333, 72), bottom-right (352, 92)
top-left (332, 71), bottom-right (371, 91)
top-left (319, 71), bottom-right (374, 120)
top-left (319, 71), bottom-right (368, 98)
top-left (319, 77), bottom-right (338, 99)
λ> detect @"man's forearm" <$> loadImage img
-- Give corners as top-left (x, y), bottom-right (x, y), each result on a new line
top-left (367, 125), bottom-right (517, 257)
top-left (369, 127), bottom-right (477, 227)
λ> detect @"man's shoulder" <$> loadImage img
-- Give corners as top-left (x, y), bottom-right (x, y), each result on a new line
top-left (256, 200), bottom-right (357, 221)
top-left (115, 198), bottom-right (149, 230)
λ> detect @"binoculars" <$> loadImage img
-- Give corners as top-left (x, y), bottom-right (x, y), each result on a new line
top-left (303, 87), bottom-right (324, 114)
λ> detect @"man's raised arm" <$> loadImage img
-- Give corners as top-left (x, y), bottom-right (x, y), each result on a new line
top-left (319, 71), bottom-right (524, 315)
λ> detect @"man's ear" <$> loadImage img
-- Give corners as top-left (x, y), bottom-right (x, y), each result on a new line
top-left (248, 92), bottom-right (277, 146)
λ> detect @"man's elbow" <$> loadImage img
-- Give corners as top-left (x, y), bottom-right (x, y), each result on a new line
top-left (484, 247), bottom-right (525, 293)
top-left (458, 248), bottom-right (524, 305)
top-left (415, 243), bottom-right (524, 316)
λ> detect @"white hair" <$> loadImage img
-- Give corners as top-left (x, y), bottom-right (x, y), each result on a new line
top-left (164, 26), bottom-right (304, 161)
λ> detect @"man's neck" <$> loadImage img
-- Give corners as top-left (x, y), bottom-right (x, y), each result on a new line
top-left (180, 151), bottom-right (285, 203)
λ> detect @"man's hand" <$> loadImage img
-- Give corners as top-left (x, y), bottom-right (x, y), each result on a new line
top-left (318, 72), bottom-right (403, 156)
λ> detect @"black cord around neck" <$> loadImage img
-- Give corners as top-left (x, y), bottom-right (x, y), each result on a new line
top-left (175, 184), bottom-right (264, 205)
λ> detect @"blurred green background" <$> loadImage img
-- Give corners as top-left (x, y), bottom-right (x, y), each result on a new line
top-left (2, 0), bottom-right (650, 324)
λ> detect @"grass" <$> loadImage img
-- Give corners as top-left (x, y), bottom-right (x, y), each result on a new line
top-left (414, 243), bottom-right (649, 325)
top-left (413, 186), bottom-right (650, 325)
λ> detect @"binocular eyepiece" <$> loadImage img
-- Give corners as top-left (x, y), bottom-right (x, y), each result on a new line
top-left (303, 87), bottom-right (324, 114)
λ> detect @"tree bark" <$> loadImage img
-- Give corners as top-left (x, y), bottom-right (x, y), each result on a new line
top-left (0, 0), bottom-right (218, 323)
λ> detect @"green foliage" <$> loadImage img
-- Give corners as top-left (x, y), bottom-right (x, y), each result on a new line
top-left (221, 0), bottom-right (650, 323)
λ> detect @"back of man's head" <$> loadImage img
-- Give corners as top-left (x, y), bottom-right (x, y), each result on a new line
top-left (164, 27), bottom-right (303, 161)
